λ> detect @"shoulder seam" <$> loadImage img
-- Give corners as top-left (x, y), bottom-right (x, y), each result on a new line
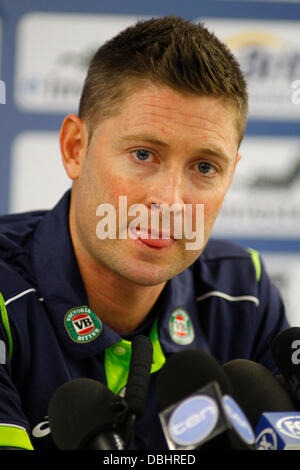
top-left (4, 288), bottom-right (36, 306)
top-left (196, 290), bottom-right (260, 306)
top-left (0, 288), bottom-right (37, 362)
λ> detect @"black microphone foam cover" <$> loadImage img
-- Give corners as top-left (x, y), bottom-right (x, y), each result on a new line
top-left (223, 359), bottom-right (296, 429)
top-left (272, 327), bottom-right (300, 405)
top-left (272, 327), bottom-right (300, 359)
top-left (125, 335), bottom-right (153, 417)
top-left (272, 327), bottom-right (300, 376)
top-left (156, 349), bottom-right (232, 411)
top-left (48, 378), bottom-right (126, 450)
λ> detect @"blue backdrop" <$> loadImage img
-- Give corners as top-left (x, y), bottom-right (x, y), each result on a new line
top-left (0, 1), bottom-right (300, 323)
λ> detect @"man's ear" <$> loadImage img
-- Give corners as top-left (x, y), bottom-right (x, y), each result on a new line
top-left (234, 152), bottom-right (242, 169)
top-left (59, 114), bottom-right (89, 181)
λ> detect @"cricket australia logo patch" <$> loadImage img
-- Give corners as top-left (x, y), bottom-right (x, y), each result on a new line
top-left (64, 306), bottom-right (102, 343)
top-left (169, 308), bottom-right (195, 345)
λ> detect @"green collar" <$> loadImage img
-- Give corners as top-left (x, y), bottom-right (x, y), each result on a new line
top-left (104, 317), bottom-right (166, 395)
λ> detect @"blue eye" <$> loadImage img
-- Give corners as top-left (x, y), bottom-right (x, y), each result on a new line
top-left (197, 162), bottom-right (215, 175)
top-left (135, 149), bottom-right (152, 161)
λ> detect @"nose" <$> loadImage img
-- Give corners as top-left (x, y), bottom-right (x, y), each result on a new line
top-left (145, 167), bottom-right (185, 211)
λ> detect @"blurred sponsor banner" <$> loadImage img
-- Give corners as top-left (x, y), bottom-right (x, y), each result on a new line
top-left (14, 12), bottom-right (146, 113)
top-left (199, 18), bottom-right (300, 120)
top-left (0, 17), bottom-right (4, 105)
top-left (0, 80), bottom-right (5, 104)
top-left (9, 131), bottom-right (71, 212)
top-left (0, 16), bottom-right (2, 76)
top-left (262, 253), bottom-right (300, 327)
top-left (213, 136), bottom-right (300, 238)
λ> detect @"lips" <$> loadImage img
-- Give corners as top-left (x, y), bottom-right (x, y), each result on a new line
top-left (129, 227), bottom-right (175, 249)
top-left (138, 235), bottom-right (174, 249)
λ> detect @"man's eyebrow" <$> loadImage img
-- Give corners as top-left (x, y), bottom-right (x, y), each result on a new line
top-left (118, 133), bottom-right (168, 147)
top-left (195, 146), bottom-right (232, 163)
top-left (119, 134), bottom-right (231, 162)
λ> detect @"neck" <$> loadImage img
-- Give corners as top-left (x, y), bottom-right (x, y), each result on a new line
top-left (69, 217), bottom-right (165, 336)
top-left (78, 257), bottom-right (164, 334)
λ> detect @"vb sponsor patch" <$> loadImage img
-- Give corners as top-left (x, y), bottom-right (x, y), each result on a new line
top-left (64, 306), bottom-right (102, 343)
top-left (169, 308), bottom-right (194, 345)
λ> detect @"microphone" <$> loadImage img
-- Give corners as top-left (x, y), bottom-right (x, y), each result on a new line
top-left (272, 327), bottom-right (300, 406)
top-left (125, 335), bottom-right (153, 417)
top-left (156, 349), bottom-right (256, 450)
top-left (223, 359), bottom-right (296, 430)
top-left (48, 378), bottom-right (127, 450)
top-left (123, 335), bottom-right (153, 447)
top-left (255, 412), bottom-right (300, 450)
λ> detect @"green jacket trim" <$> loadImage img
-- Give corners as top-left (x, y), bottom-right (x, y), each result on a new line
top-left (105, 317), bottom-right (166, 395)
top-left (0, 425), bottom-right (34, 450)
top-left (0, 292), bottom-right (13, 361)
top-left (247, 248), bottom-right (262, 282)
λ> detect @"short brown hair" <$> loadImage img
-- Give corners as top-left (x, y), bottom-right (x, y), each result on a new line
top-left (79, 16), bottom-right (248, 146)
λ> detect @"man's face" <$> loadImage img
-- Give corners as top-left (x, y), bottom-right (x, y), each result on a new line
top-left (67, 84), bottom-right (241, 286)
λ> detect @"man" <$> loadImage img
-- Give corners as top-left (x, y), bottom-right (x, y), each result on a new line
top-left (0, 16), bottom-right (289, 450)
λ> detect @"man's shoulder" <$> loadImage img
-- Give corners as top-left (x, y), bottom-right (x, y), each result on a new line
top-left (0, 209), bottom-right (47, 255)
top-left (190, 238), bottom-right (262, 295)
top-left (201, 238), bottom-right (253, 261)
top-left (0, 210), bottom-right (46, 245)
top-left (0, 209), bottom-right (48, 296)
